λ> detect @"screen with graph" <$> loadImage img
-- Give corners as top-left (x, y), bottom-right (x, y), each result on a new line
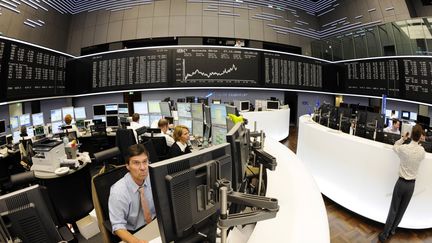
top-left (174, 48), bottom-right (260, 86)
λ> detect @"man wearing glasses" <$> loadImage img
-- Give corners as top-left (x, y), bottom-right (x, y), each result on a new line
top-left (109, 144), bottom-right (155, 243)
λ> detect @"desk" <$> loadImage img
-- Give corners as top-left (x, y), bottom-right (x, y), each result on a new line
top-left (241, 109), bottom-right (290, 141)
top-left (127, 219), bottom-right (160, 243)
top-left (135, 138), bottom-right (330, 243)
top-left (297, 115), bottom-right (432, 229)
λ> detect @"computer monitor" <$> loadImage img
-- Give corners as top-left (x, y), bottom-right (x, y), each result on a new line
top-left (366, 112), bottom-right (384, 130)
top-left (74, 107), bottom-right (86, 120)
top-left (212, 99), bottom-right (221, 104)
top-left (51, 121), bottom-right (63, 135)
top-left (50, 109), bottom-right (62, 122)
top-left (34, 125), bottom-right (45, 136)
top-left (118, 103), bottom-right (129, 115)
top-left (266, 100), bottom-right (279, 110)
top-left (385, 109), bottom-right (399, 119)
top-left (105, 104), bottom-right (118, 115)
top-left (210, 104), bottom-right (227, 127)
top-left (148, 100), bottom-right (161, 113)
top-left (0, 120), bottom-right (5, 134)
top-left (75, 119), bottom-right (85, 129)
top-left (10, 116), bottom-right (19, 130)
top-left (149, 143), bottom-right (232, 243)
top-left (93, 104), bottom-right (106, 116)
top-left (26, 126), bottom-right (35, 138)
top-left (177, 103), bottom-right (192, 118)
top-left (62, 107), bottom-right (74, 120)
top-left (191, 103), bottom-right (204, 120)
top-left (32, 113), bottom-right (44, 127)
top-left (178, 118), bottom-right (192, 131)
top-left (225, 105), bottom-right (236, 116)
top-left (133, 101), bottom-right (148, 114)
top-left (383, 132), bottom-right (401, 145)
top-left (401, 111), bottom-right (410, 120)
top-left (212, 126), bottom-right (227, 145)
top-left (0, 185), bottom-right (63, 243)
top-left (0, 135), bottom-right (6, 147)
top-left (106, 115), bottom-right (119, 127)
top-left (417, 115), bottom-right (430, 128)
top-left (139, 114), bottom-right (150, 127)
top-left (185, 96), bottom-right (195, 103)
top-left (150, 115), bottom-right (162, 128)
top-left (240, 101), bottom-right (250, 112)
top-left (226, 122), bottom-right (250, 192)
top-left (160, 102), bottom-right (171, 117)
top-left (19, 113), bottom-right (31, 127)
top-left (12, 131), bottom-right (20, 144)
top-left (192, 120), bottom-right (204, 137)
top-left (410, 112), bottom-right (418, 121)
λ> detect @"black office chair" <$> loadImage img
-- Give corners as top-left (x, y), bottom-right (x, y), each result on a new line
top-left (141, 139), bottom-right (159, 163)
top-left (94, 147), bottom-right (121, 173)
top-left (115, 128), bottom-right (137, 164)
top-left (92, 165), bottom-right (128, 243)
top-left (88, 124), bottom-right (111, 158)
top-left (147, 136), bottom-right (169, 161)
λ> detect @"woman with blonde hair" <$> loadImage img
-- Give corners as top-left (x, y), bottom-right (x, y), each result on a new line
top-left (168, 125), bottom-right (191, 158)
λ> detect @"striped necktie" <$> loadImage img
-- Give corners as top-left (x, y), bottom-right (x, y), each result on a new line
top-left (138, 186), bottom-right (152, 224)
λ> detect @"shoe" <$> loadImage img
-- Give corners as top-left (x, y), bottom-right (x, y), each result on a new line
top-left (378, 232), bottom-right (388, 242)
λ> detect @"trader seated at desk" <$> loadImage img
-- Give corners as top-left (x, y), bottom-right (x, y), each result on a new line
top-left (384, 119), bottom-right (401, 135)
top-left (129, 113), bottom-right (144, 143)
top-left (108, 144), bottom-right (156, 243)
top-left (144, 119), bottom-right (174, 147)
top-left (64, 114), bottom-right (80, 139)
top-left (168, 125), bottom-right (191, 158)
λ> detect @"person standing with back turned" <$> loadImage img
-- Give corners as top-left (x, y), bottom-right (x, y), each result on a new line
top-left (379, 124), bottom-right (426, 242)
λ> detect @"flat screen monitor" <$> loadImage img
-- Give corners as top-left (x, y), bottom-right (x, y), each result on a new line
top-left (50, 109), bottom-right (62, 122)
top-left (266, 100), bottom-right (279, 110)
top-left (212, 126), bottom-right (227, 145)
top-left (226, 122), bottom-right (250, 192)
top-left (34, 126), bottom-right (45, 136)
top-left (149, 143), bottom-right (232, 243)
top-left (240, 101), bottom-right (250, 112)
top-left (204, 106), bottom-right (211, 126)
top-left (383, 132), bottom-right (401, 145)
top-left (177, 103), bottom-right (192, 118)
top-left (133, 101), bottom-right (148, 114)
top-left (26, 126), bottom-right (34, 138)
top-left (118, 103), bottom-right (129, 115)
top-left (385, 109), bottom-right (399, 119)
top-left (401, 111), bottom-right (410, 120)
top-left (105, 104), bottom-right (118, 115)
top-left (139, 114), bottom-right (150, 127)
top-left (160, 102), bottom-right (171, 117)
top-left (210, 104), bottom-right (227, 127)
top-left (62, 107), bottom-right (74, 120)
top-left (0, 119), bottom-right (5, 134)
top-left (212, 99), bottom-right (221, 104)
top-left (19, 113), bottom-right (31, 127)
top-left (366, 112), bottom-right (384, 130)
top-left (178, 118), bottom-right (192, 131)
top-left (148, 100), bottom-right (161, 113)
top-left (417, 115), bottom-right (430, 128)
top-left (150, 115), bottom-right (162, 128)
top-left (0, 185), bottom-right (63, 243)
top-left (225, 105), bottom-right (236, 116)
top-left (51, 121), bottom-right (63, 135)
top-left (192, 120), bottom-right (204, 137)
top-left (93, 104), bottom-right (106, 116)
top-left (106, 115), bottom-right (119, 127)
top-left (0, 135), bottom-right (6, 147)
top-left (93, 115), bottom-right (106, 123)
top-left (410, 112), bottom-right (418, 121)
top-left (74, 107), bottom-right (86, 120)
top-left (75, 120), bottom-right (85, 129)
top-left (10, 116), bottom-right (19, 130)
top-left (32, 113), bottom-right (44, 127)
top-left (12, 131), bottom-right (20, 144)
top-left (191, 103), bottom-right (203, 120)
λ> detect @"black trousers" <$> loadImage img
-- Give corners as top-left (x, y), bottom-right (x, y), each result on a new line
top-left (382, 177), bottom-right (415, 236)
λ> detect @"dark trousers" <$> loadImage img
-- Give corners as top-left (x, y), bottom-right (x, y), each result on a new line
top-left (382, 177), bottom-right (415, 236)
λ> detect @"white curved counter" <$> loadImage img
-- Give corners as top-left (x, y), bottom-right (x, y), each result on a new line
top-left (241, 108), bottom-right (290, 141)
top-left (297, 115), bottom-right (432, 229)
top-left (247, 138), bottom-right (329, 243)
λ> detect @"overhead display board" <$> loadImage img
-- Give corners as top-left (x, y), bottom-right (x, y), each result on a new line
top-left (173, 48), bottom-right (260, 86)
top-left (403, 58), bottom-right (432, 103)
top-left (2, 39), bottom-right (68, 101)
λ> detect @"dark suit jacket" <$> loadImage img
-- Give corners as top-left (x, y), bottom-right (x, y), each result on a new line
top-left (169, 142), bottom-right (191, 158)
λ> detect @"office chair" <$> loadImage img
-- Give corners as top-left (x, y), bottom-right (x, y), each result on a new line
top-left (19, 138), bottom-right (34, 170)
top-left (146, 136), bottom-right (169, 161)
top-left (115, 128), bottom-right (137, 164)
top-left (88, 124), bottom-right (111, 158)
top-left (1, 171), bottom-right (36, 194)
top-left (92, 165), bottom-right (128, 243)
top-left (93, 147), bottom-right (121, 173)
top-left (141, 139), bottom-right (159, 163)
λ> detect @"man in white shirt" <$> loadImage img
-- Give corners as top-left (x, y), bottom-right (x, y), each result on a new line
top-left (128, 113), bottom-right (144, 143)
top-left (383, 119), bottom-right (400, 135)
top-left (157, 118), bottom-right (174, 147)
top-left (379, 124), bottom-right (426, 242)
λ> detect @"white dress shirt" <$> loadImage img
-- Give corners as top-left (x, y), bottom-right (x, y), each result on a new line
top-left (393, 138), bottom-right (426, 180)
